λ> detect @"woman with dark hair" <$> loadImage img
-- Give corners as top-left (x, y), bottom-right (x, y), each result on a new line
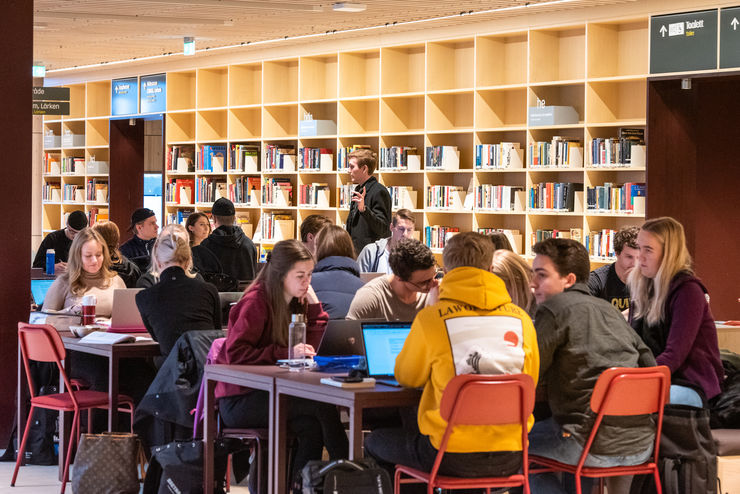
top-left (185, 212), bottom-right (211, 247)
top-left (92, 220), bottom-right (141, 288)
top-left (310, 224), bottom-right (365, 319)
top-left (216, 239), bottom-right (348, 493)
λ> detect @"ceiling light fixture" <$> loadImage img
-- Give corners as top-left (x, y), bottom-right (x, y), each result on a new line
top-left (332, 2), bottom-right (366, 12)
top-left (47, 0), bottom-right (581, 74)
top-left (35, 11), bottom-right (230, 25)
top-left (184, 37), bottom-right (195, 56)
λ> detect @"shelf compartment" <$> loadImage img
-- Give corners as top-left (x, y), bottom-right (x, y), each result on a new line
top-left (425, 132), bottom-right (474, 170)
top-left (197, 66), bottom-right (228, 109)
top-left (527, 214), bottom-right (585, 254)
top-left (300, 55), bottom-right (338, 101)
top-left (476, 32), bottom-right (528, 87)
top-left (229, 63), bottom-right (262, 106)
top-left (66, 84), bottom-right (86, 119)
top-left (586, 80), bottom-right (646, 124)
top-left (338, 99), bottom-right (379, 135)
top-left (167, 71), bottom-right (196, 111)
top-left (42, 203), bottom-right (62, 231)
top-left (476, 88), bottom-right (527, 128)
top-left (166, 111), bottom-right (196, 142)
top-left (426, 92), bottom-right (473, 131)
top-left (263, 105), bottom-right (298, 138)
top-left (528, 84), bottom-right (585, 125)
top-left (299, 101), bottom-right (338, 135)
top-left (587, 20), bottom-right (648, 79)
top-left (85, 119), bottom-right (109, 147)
top-left (427, 39), bottom-right (474, 91)
top-left (196, 109), bottom-right (227, 141)
top-left (381, 44), bottom-right (425, 95)
top-left (228, 108), bottom-right (261, 140)
top-left (86, 81), bottom-right (110, 117)
top-left (529, 27), bottom-right (585, 83)
top-left (338, 50), bottom-right (380, 99)
top-left (381, 95), bottom-right (424, 134)
top-left (263, 59), bottom-right (299, 104)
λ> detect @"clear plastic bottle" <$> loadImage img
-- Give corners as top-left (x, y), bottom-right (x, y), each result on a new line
top-left (288, 313), bottom-right (306, 372)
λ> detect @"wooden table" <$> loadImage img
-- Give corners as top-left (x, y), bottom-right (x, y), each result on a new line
top-left (16, 331), bottom-right (160, 480)
top-left (273, 371), bottom-right (421, 494)
top-left (202, 364), bottom-right (282, 494)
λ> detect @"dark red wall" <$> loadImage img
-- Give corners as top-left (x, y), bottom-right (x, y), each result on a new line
top-left (648, 75), bottom-right (740, 319)
top-left (110, 119), bottom-right (145, 242)
top-left (0, 1), bottom-right (32, 442)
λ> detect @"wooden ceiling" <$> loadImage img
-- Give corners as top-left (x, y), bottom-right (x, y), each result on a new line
top-left (34, 0), bottom-right (634, 70)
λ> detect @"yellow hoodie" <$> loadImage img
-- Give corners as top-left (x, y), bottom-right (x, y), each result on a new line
top-left (394, 266), bottom-right (539, 453)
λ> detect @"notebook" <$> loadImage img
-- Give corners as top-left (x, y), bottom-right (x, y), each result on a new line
top-left (317, 319), bottom-right (364, 356)
top-left (361, 321), bottom-right (412, 387)
top-left (107, 288), bottom-right (147, 333)
top-left (31, 279), bottom-right (55, 306)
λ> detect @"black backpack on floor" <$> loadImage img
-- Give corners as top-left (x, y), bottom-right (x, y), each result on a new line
top-left (301, 458), bottom-right (392, 494)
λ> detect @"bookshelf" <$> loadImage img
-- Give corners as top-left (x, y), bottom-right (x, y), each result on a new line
top-left (42, 81), bottom-right (111, 234)
top-left (41, 17), bottom-right (650, 268)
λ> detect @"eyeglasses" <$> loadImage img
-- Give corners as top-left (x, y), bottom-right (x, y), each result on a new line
top-left (403, 276), bottom-right (436, 291)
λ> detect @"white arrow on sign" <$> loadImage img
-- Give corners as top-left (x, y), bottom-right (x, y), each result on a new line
top-left (732, 17), bottom-right (739, 30)
top-left (660, 25), bottom-right (667, 37)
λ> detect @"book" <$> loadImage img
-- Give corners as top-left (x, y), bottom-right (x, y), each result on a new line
top-left (79, 332), bottom-right (140, 345)
top-left (320, 377), bottom-right (376, 388)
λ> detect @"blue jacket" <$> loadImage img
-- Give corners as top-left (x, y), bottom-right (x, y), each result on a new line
top-left (310, 256), bottom-right (365, 319)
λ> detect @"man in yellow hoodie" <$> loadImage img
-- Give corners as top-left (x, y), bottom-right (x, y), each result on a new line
top-left (364, 231), bottom-right (539, 482)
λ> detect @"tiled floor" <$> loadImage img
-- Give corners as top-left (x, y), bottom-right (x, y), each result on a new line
top-left (0, 450), bottom-right (250, 493)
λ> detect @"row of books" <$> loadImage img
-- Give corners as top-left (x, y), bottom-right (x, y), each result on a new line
top-left (167, 145), bottom-right (195, 173)
top-left (529, 182), bottom-right (584, 211)
top-left (379, 147), bottom-right (420, 171)
top-left (477, 228), bottom-right (524, 254)
top-left (43, 153), bottom-right (61, 175)
top-left (337, 184), bottom-right (355, 209)
top-left (165, 178), bottom-right (194, 204)
top-left (298, 183), bottom-right (331, 207)
top-left (258, 212), bottom-right (294, 242)
top-left (474, 185), bottom-right (524, 211)
top-left (528, 137), bottom-right (583, 168)
top-left (424, 225), bottom-right (460, 250)
top-left (42, 184), bottom-right (61, 202)
top-left (63, 184), bottom-right (83, 202)
top-left (475, 143), bottom-right (523, 170)
top-left (61, 157), bottom-right (85, 175)
top-left (85, 179), bottom-right (108, 203)
top-left (261, 178), bottom-right (293, 206)
top-left (195, 177), bottom-right (227, 204)
top-left (531, 228), bottom-right (583, 247)
top-left (427, 185), bottom-right (466, 210)
top-left (228, 176), bottom-right (261, 204)
top-left (585, 229), bottom-right (618, 258)
top-left (230, 144), bottom-right (260, 173)
top-left (167, 210), bottom-right (193, 226)
top-left (264, 144), bottom-right (296, 172)
top-left (298, 148), bottom-right (333, 171)
top-left (388, 186), bottom-right (417, 210)
top-left (426, 146), bottom-right (460, 170)
top-left (197, 145), bottom-right (227, 173)
top-left (337, 145), bottom-right (371, 171)
top-left (588, 138), bottom-right (645, 167)
top-left (85, 208), bottom-right (108, 226)
top-left (586, 182), bottom-right (646, 213)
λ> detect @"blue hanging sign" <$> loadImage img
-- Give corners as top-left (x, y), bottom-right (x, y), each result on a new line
top-left (140, 73), bottom-right (167, 114)
top-left (111, 77), bottom-right (139, 116)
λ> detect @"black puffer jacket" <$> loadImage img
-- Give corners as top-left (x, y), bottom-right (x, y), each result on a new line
top-left (192, 225), bottom-right (257, 282)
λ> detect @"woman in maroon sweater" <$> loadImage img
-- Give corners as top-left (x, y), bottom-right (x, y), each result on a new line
top-left (629, 217), bottom-right (723, 406)
top-left (216, 239), bottom-right (348, 493)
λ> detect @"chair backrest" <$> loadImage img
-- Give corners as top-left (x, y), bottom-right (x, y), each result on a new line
top-left (440, 373), bottom-right (535, 427)
top-left (590, 366), bottom-right (671, 416)
top-left (18, 322), bottom-right (75, 401)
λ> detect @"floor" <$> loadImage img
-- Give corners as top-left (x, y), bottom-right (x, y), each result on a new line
top-left (0, 450), bottom-right (250, 493)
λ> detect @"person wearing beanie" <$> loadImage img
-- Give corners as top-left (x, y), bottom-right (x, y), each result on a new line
top-left (119, 207), bottom-right (159, 269)
top-left (32, 209), bottom-right (88, 273)
top-left (192, 198), bottom-right (258, 283)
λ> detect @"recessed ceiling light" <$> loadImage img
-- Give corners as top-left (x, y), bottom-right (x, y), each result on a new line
top-left (332, 2), bottom-right (366, 13)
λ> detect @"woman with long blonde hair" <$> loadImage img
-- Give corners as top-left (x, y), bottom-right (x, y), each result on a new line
top-left (628, 216), bottom-right (723, 406)
top-left (491, 249), bottom-right (535, 315)
top-left (43, 227), bottom-right (125, 316)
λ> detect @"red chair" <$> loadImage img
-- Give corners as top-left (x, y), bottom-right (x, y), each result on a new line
top-left (12, 323), bottom-right (135, 494)
top-left (529, 366), bottom-right (671, 494)
top-left (395, 373), bottom-right (535, 494)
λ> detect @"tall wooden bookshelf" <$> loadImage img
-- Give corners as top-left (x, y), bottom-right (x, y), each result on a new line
top-left (42, 81), bottom-right (111, 234)
top-left (43, 17), bottom-right (650, 267)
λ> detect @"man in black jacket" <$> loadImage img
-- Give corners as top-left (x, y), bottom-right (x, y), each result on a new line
top-left (120, 207), bottom-right (159, 270)
top-left (32, 209), bottom-right (88, 273)
top-left (345, 149), bottom-right (391, 253)
top-left (192, 198), bottom-right (257, 283)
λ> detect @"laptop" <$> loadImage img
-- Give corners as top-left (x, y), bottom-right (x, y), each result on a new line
top-left (31, 279), bottom-right (55, 307)
top-left (317, 319), bottom-right (364, 356)
top-left (361, 321), bottom-right (412, 387)
top-left (108, 288), bottom-right (147, 333)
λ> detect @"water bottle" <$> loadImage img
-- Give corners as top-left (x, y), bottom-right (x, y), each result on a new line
top-left (288, 313), bottom-right (306, 372)
top-left (45, 249), bottom-right (55, 276)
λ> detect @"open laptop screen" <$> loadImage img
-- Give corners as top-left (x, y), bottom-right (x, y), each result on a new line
top-left (361, 322), bottom-right (412, 377)
top-left (31, 279), bottom-right (55, 306)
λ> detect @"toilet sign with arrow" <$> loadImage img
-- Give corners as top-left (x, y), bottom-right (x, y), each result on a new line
top-left (650, 9), bottom-right (717, 74)
top-left (720, 7), bottom-right (740, 68)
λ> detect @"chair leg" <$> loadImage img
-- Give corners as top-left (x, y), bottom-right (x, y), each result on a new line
top-left (653, 468), bottom-right (663, 494)
top-left (575, 474), bottom-right (582, 494)
top-left (60, 411), bottom-right (80, 494)
top-left (10, 405), bottom-right (37, 486)
top-left (225, 454), bottom-right (231, 492)
top-left (394, 468), bottom-right (401, 494)
top-left (598, 477), bottom-right (605, 494)
top-left (87, 409), bottom-right (93, 435)
top-left (255, 437), bottom-right (262, 494)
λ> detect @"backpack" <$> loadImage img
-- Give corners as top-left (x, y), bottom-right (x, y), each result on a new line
top-left (709, 350), bottom-right (740, 429)
top-left (630, 403), bottom-right (718, 494)
top-left (301, 458), bottom-right (392, 494)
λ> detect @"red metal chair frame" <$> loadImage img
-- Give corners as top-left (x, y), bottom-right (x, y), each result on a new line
top-left (395, 373), bottom-right (535, 494)
top-left (11, 323), bottom-right (134, 494)
top-left (529, 366), bottom-right (670, 494)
